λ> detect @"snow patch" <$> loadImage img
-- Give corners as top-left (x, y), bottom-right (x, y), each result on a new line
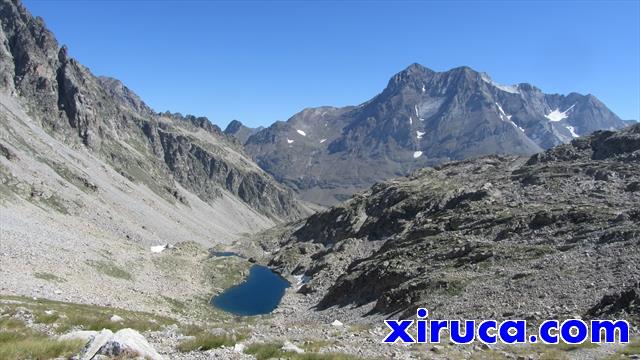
top-left (422, 84), bottom-right (426, 93)
top-left (416, 131), bottom-right (425, 139)
top-left (319, 138), bottom-right (327, 143)
top-left (294, 274), bottom-right (310, 286)
top-left (296, 129), bottom-right (306, 136)
top-left (510, 121), bottom-right (525, 132)
top-left (495, 103), bottom-right (512, 121)
top-left (545, 104), bottom-right (576, 122)
top-left (566, 125), bottom-right (579, 138)
top-left (286, 138), bottom-right (294, 144)
top-left (415, 105), bottom-right (420, 117)
top-left (409, 117), bottom-right (413, 125)
top-left (481, 73), bottom-right (520, 94)
top-left (331, 320), bottom-right (344, 327)
top-left (413, 151), bottom-right (423, 159)
top-left (150, 245), bottom-right (169, 253)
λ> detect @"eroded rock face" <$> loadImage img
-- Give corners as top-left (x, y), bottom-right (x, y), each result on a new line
top-left (0, 0), bottom-right (304, 220)
top-left (266, 125), bottom-right (640, 320)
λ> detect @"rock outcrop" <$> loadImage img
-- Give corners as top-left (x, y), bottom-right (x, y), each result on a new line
top-left (266, 124), bottom-right (640, 320)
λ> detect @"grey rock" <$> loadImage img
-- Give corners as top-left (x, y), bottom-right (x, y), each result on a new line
top-left (97, 328), bottom-right (163, 360)
top-left (79, 329), bottom-right (113, 360)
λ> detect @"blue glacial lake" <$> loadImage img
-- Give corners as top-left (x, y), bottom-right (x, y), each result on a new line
top-left (211, 265), bottom-right (290, 316)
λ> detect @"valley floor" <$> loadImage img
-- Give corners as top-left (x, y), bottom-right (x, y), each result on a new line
top-left (1, 215), bottom-right (638, 359)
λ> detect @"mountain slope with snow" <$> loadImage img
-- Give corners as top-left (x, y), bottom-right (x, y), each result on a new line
top-left (245, 64), bottom-right (628, 205)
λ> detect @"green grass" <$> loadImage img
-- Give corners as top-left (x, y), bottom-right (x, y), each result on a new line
top-left (0, 334), bottom-right (84, 360)
top-left (244, 342), bottom-right (364, 360)
top-left (302, 339), bottom-right (335, 352)
top-left (177, 333), bottom-right (238, 352)
top-left (161, 295), bottom-right (187, 314)
top-left (85, 260), bottom-right (133, 280)
top-left (33, 272), bottom-right (66, 283)
top-left (244, 342), bottom-right (284, 360)
top-left (1, 295), bottom-right (175, 334)
top-left (0, 314), bottom-right (84, 360)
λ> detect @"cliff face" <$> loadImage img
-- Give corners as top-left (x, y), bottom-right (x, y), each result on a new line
top-left (0, 0), bottom-right (305, 221)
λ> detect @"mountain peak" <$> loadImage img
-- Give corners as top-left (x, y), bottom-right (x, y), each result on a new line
top-left (224, 119), bottom-right (262, 144)
top-left (225, 119), bottom-right (245, 133)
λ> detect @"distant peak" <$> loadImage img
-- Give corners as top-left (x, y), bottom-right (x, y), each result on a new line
top-left (399, 63), bottom-right (435, 76)
top-left (224, 119), bottom-right (248, 134)
top-left (449, 65), bottom-right (477, 74)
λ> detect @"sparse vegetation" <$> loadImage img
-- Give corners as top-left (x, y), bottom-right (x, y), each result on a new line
top-left (244, 342), bottom-right (365, 360)
top-left (0, 314), bottom-right (84, 360)
top-left (302, 339), bottom-right (335, 352)
top-left (85, 259), bottom-right (133, 280)
top-left (619, 337), bottom-right (640, 355)
top-left (33, 272), bottom-right (66, 283)
top-left (177, 333), bottom-right (238, 352)
top-left (244, 342), bottom-right (284, 360)
top-left (1, 295), bottom-right (175, 334)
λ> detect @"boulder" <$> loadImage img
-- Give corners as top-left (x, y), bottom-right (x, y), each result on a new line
top-left (58, 330), bottom-right (98, 343)
top-left (78, 329), bottom-right (113, 360)
top-left (281, 341), bottom-right (304, 354)
top-left (99, 328), bottom-right (163, 360)
top-left (75, 328), bottom-right (162, 360)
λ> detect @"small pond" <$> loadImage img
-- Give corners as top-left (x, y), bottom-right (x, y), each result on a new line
top-left (211, 265), bottom-right (290, 316)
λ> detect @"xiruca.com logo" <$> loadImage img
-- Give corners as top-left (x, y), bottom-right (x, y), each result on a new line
top-left (383, 309), bottom-right (630, 345)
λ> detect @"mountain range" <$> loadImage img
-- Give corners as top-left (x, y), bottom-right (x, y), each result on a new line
top-left (237, 63), bottom-right (628, 205)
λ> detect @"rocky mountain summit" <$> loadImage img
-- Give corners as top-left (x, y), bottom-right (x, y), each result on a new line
top-left (244, 63), bottom-right (628, 205)
top-left (266, 124), bottom-right (640, 321)
top-left (224, 120), bottom-right (263, 145)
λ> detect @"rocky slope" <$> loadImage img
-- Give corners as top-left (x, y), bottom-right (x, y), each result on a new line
top-left (0, 0), bottom-right (309, 313)
top-left (245, 63), bottom-right (628, 205)
top-left (0, 0), bottom-right (306, 221)
top-left (265, 124), bottom-right (640, 321)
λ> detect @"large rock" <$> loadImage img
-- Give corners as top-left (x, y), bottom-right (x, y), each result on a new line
top-left (74, 328), bottom-right (162, 360)
top-left (98, 328), bottom-right (163, 360)
top-left (78, 329), bottom-right (113, 360)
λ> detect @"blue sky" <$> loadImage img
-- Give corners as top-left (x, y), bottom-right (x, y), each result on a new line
top-left (24, 0), bottom-right (640, 128)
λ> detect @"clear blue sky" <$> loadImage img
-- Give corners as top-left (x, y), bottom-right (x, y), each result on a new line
top-left (24, 0), bottom-right (640, 128)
